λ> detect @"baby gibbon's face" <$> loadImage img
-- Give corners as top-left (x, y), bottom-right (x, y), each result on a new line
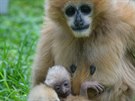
top-left (46, 0), bottom-right (94, 38)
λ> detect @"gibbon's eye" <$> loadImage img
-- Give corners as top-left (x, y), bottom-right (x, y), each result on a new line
top-left (55, 85), bottom-right (60, 91)
top-left (70, 64), bottom-right (77, 74)
top-left (65, 6), bottom-right (76, 17)
top-left (90, 65), bottom-right (96, 75)
top-left (63, 81), bottom-right (69, 87)
top-left (80, 4), bottom-right (91, 15)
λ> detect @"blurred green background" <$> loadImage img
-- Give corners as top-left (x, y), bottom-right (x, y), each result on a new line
top-left (0, 0), bottom-right (44, 100)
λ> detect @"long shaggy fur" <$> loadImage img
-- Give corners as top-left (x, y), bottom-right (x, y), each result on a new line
top-left (30, 0), bottom-right (135, 101)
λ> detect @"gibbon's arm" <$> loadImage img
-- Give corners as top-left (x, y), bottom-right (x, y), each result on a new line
top-left (118, 0), bottom-right (135, 49)
top-left (119, 0), bottom-right (135, 67)
top-left (126, 7), bottom-right (135, 49)
top-left (31, 25), bottom-right (54, 87)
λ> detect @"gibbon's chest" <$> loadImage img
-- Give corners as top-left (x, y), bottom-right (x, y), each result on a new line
top-left (52, 37), bottom-right (123, 68)
top-left (52, 36), bottom-right (124, 85)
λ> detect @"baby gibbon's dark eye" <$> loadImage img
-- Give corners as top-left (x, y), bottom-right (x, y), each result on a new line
top-left (80, 4), bottom-right (91, 15)
top-left (90, 65), bottom-right (96, 75)
top-left (63, 81), bottom-right (69, 87)
top-left (70, 64), bottom-right (77, 74)
top-left (55, 85), bottom-right (60, 91)
top-left (65, 6), bottom-right (76, 17)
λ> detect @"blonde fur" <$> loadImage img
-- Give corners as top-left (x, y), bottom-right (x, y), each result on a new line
top-left (65, 95), bottom-right (90, 101)
top-left (28, 84), bottom-right (60, 101)
top-left (31, 0), bottom-right (135, 101)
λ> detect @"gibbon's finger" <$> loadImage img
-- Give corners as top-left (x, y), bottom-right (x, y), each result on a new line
top-left (96, 86), bottom-right (104, 94)
top-left (97, 84), bottom-right (105, 92)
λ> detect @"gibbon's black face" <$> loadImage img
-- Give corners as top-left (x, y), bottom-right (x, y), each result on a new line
top-left (54, 80), bottom-right (71, 98)
top-left (64, 2), bottom-right (93, 38)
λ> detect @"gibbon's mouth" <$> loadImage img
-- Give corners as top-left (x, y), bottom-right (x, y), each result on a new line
top-left (59, 91), bottom-right (71, 98)
top-left (71, 25), bottom-right (89, 31)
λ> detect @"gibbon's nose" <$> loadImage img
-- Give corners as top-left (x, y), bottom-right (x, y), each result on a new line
top-left (74, 15), bottom-right (84, 28)
top-left (62, 87), bottom-right (68, 94)
top-left (60, 87), bottom-right (70, 98)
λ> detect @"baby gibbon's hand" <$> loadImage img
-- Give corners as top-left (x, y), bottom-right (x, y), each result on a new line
top-left (80, 81), bottom-right (105, 99)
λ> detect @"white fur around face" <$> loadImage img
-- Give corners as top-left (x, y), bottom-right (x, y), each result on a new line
top-left (45, 65), bottom-right (70, 87)
top-left (66, 16), bottom-right (92, 38)
top-left (63, 2), bottom-right (93, 38)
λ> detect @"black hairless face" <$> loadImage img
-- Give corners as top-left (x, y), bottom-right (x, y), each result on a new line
top-left (90, 65), bottom-right (96, 75)
top-left (54, 80), bottom-right (71, 98)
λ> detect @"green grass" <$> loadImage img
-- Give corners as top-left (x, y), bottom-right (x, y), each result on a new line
top-left (0, 0), bottom-right (44, 101)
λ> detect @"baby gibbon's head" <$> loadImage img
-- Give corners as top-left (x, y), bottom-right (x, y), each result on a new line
top-left (45, 65), bottom-right (70, 86)
top-left (45, 0), bottom-right (112, 38)
top-left (45, 65), bottom-right (71, 98)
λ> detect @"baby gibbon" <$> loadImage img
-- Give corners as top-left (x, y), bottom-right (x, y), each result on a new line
top-left (44, 65), bottom-right (104, 100)
top-left (45, 65), bottom-right (71, 100)
top-left (31, 0), bottom-right (135, 101)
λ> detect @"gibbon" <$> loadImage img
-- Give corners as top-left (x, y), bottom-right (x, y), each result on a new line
top-left (44, 65), bottom-right (71, 99)
top-left (28, 65), bottom-right (104, 101)
top-left (44, 65), bottom-right (104, 100)
top-left (30, 0), bottom-right (135, 101)
top-left (45, 65), bottom-right (104, 100)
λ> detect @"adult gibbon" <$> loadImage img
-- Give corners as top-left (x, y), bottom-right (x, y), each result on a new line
top-left (28, 65), bottom-right (105, 101)
top-left (30, 0), bottom-right (135, 100)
